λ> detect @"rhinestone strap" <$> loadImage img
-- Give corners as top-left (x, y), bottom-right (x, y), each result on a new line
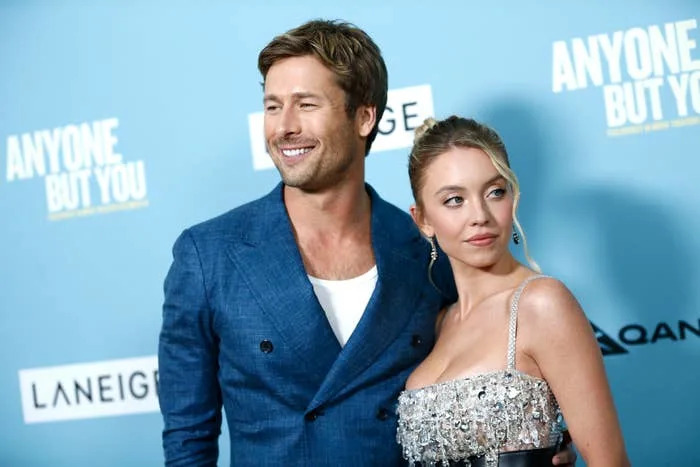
top-left (507, 275), bottom-right (548, 370)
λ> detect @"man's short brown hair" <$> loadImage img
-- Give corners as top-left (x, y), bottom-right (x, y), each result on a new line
top-left (258, 19), bottom-right (388, 155)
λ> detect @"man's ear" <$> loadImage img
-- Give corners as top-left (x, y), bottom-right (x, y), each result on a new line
top-left (409, 204), bottom-right (434, 238)
top-left (356, 105), bottom-right (377, 138)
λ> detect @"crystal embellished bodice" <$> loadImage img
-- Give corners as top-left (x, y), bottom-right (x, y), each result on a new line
top-left (396, 276), bottom-right (563, 467)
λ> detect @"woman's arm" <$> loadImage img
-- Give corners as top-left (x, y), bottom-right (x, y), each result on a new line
top-left (519, 278), bottom-right (630, 467)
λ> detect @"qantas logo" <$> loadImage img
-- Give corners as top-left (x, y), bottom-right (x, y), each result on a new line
top-left (591, 322), bottom-right (628, 355)
top-left (591, 318), bottom-right (699, 356)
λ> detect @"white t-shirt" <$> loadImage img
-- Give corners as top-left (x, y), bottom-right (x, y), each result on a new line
top-left (308, 265), bottom-right (378, 347)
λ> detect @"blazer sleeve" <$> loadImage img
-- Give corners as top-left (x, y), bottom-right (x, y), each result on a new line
top-left (158, 229), bottom-right (221, 466)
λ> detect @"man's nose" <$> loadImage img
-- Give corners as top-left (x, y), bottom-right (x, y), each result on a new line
top-left (276, 105), bottom-right (301, 137)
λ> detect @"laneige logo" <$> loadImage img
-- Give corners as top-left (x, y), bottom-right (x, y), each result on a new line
top-left (18, 356), bottom-right (159, 424)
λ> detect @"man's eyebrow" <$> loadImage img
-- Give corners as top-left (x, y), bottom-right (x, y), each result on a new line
top-left (263, 91), bottom-right (322, 102)
top-left (291, 91), bottom-right (322, 100)
top-left (263, 94), bottom-right (281, 103)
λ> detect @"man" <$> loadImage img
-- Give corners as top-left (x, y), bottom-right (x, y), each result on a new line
top-left (158, 19), bottom-right (575, 466)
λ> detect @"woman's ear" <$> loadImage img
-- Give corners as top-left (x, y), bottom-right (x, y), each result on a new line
top-left (409, 204), bottom-right (434, 238)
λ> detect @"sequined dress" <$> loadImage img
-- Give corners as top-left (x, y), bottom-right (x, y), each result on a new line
top-left (396, 275), bottom-right (563, 466)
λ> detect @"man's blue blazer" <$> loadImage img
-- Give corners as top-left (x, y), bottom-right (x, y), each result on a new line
top-left (158, 183), bottom-right (455, 466)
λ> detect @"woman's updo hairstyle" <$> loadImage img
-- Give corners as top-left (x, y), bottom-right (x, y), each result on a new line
top-left (408, 115), bottom-right (539, 271)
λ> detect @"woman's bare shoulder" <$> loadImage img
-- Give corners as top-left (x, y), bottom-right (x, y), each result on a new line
top-left (518, 276), bottom-right (582, 320)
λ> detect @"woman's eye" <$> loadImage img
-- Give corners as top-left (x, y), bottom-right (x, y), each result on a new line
top-left (488, 188), bottom-right (506, 198)
top-left (444, 196), bottom-right (464, 206)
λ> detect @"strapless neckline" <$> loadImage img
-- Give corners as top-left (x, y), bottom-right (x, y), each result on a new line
top-left (402, 369), bottom-right (549, 395)
top-left (396, 369), bottom-right (562, 467)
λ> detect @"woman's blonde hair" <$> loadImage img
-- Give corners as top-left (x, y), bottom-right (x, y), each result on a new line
top-left (408, 115), bottom-right (540, 272)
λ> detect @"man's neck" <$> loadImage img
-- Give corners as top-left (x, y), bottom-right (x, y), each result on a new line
top-left (284, 179), bottom-right (375, 280)
top-left (284, 179), bottom-right (372, 238)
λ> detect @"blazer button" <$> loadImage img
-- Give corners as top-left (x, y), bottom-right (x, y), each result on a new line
top-left (411, 334), bottom-right (422, 347)
top-left (305, 409), bottom-right (321, 421)
top-left (376, 408), bottom-right (389, 421)
top-left (259, 340), bottom-right (274, 353)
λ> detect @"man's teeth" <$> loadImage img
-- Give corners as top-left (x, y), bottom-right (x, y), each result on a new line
top-left (281, 147), bottom-right (312, 157)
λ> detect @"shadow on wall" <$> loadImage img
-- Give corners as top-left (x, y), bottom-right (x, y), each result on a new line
top-left (474, 97), bottom-right (698, 465)
top-left (477, 97), bottom-right (694, 324)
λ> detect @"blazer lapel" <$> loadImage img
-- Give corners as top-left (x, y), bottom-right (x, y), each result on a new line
top-left (308, 186), bottom-right (428, 409)
top-left (226, 184), bottom-right (341, 379)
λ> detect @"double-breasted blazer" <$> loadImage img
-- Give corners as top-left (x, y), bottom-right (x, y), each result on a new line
top-left (158, 183), bottom-right (455, 466)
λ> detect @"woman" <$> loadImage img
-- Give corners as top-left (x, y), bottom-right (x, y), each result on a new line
top-left (396, 116), bottom-right (629, 466)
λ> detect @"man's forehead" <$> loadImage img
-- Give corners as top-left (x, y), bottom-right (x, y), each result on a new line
top-left (262, 58), bottom-right (344, 100)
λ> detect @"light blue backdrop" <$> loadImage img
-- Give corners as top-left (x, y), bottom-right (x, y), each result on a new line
top-left (1, 1), bottom-right (699, 465)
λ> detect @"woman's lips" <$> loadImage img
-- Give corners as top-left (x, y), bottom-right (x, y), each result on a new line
top-left (466, 233), bottom-right (497, 246)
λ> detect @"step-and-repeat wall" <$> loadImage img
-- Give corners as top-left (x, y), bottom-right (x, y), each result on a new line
top-left (1, 2), bottom-right (698, 465)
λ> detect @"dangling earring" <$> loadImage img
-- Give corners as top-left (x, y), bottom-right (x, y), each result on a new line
top-left (429, 236), bottom-right (438, 263)
top-left (427, 236), bottom-right (439, 291)
top-left (512, 227), bottom-right (520, 245)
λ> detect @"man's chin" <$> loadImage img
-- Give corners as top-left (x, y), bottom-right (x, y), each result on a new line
top-left (280, 173), bottom-right (316, 191)
top-left (282, 175), bottom-right (335, 194)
